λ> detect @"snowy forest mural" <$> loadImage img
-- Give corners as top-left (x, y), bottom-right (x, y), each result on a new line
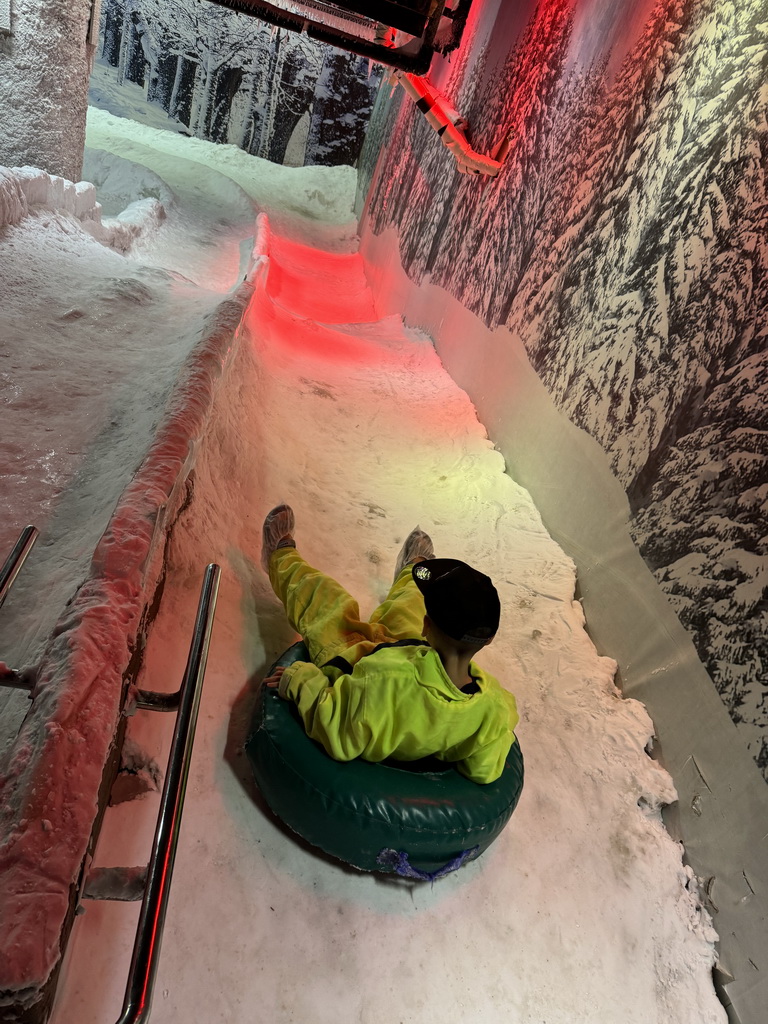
top-left (93, 0), bottom-right (382, 166)
top-left (363, 0), bottom-right (768, 780)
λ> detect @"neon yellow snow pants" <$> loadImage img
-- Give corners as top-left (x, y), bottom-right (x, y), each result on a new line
top-left (268, 547), bottom-right (426, 669)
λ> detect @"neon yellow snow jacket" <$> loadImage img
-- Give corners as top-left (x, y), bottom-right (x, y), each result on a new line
top-left (278, 644), bottom-right (519, 784)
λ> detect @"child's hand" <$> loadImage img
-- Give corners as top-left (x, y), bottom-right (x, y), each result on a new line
top-left (264, 666), bottom-right (286, 689)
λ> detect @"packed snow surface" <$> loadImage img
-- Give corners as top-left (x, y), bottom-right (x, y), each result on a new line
top-left (0, 115), bottom-right (721, 1022)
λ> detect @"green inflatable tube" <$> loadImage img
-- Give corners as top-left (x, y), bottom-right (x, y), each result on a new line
top-left (246, 642), bottom-right (524, 879)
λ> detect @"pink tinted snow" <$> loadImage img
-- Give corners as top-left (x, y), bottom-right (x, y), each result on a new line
top-left (0, 226), bottom-right (262, 1006)
top-left (266, 233), bottom-right (376, 323)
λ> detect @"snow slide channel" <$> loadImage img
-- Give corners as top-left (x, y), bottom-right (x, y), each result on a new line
top-left (49, 160), bottom-right (723, 1021)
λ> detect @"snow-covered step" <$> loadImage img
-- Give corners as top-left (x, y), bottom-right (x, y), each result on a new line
top-left (266, 233), bottom-right (377, 323)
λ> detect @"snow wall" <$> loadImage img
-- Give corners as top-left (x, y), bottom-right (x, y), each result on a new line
top-left (0, 0), bottom-right (94, 180)
top-left (357, 0), bottom-right (768, 1021)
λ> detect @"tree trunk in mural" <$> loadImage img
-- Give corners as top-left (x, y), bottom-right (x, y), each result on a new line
top-left (147, 51), bottom-right (176, 108)
top-left (244, 52), bottom-right (273, 157)
top-left (210, 65), bottom-right (243, 144)
top-left (102, 2), bottom-right (122, 67)
top-left (169, 55), bottom-right (196, 127)
top-left (305, 50), bottom-right (380, 167)
top-left (114, 6), bottom-right (129, 85)
top-left (256, 29), bottom-right (284, 160)
top-left (123, 12), bottom-right (146, 88)
top-left (264, 41), bottom-right (317, 164)
top-left (192, 56), bottom-right (216, 139)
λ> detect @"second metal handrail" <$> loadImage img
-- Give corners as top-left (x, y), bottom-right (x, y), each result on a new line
top-left (0, 525), bottom-right (40, 691)
top-left (114, 562), bottom-right (221, 1024)
top-left (0, 525), bottom-right (38, 611)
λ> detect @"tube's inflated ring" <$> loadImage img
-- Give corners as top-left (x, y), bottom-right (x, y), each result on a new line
top-left (246, 642), bottom-right (524, 878)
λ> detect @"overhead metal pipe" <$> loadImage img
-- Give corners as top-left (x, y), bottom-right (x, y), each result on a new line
top-left (206, 0), bottom-right (441, 73)
top-left (395, 71), bottom-right (512, 177)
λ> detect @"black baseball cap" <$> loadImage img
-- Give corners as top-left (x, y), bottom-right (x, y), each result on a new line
top-left (412, 558), bottom-right (500, 645)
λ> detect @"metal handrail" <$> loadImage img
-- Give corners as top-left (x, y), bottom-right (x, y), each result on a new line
top-left (0, 666), bottom-right (34, 691)
top-left (115, 562), bottom-right (221, 1024)
top-left (0, 525), bottom-right (38, 610)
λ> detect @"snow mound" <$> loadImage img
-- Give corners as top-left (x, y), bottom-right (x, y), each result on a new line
top-left (86, 106), bottom-right (359, 249)
top-left (82, 148), bottom-right (173, 216)
top-left (99, 197), bottom-right (167, 253)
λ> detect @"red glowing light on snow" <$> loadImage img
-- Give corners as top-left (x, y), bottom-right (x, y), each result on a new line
top-left (242, 228), bottom-right (411, 371)
top-left (266, 235), bottom-right (376, 324)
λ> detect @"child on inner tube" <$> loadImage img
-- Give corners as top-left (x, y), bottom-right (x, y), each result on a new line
top-left (261, 505), bottom-right (519, 784)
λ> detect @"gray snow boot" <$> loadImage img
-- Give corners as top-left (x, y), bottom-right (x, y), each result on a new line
top-left (261, 504), bottom-right (296, 572)
top-left (394, 526), bottom-right (434, 581)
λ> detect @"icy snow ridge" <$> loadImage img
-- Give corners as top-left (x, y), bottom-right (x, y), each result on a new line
top-left (0, 163), bottom-right (164, 250)
top-left (0, 166), bottom-right (98, 227)
top-left (0, 236), bottom-right (261, 1014)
